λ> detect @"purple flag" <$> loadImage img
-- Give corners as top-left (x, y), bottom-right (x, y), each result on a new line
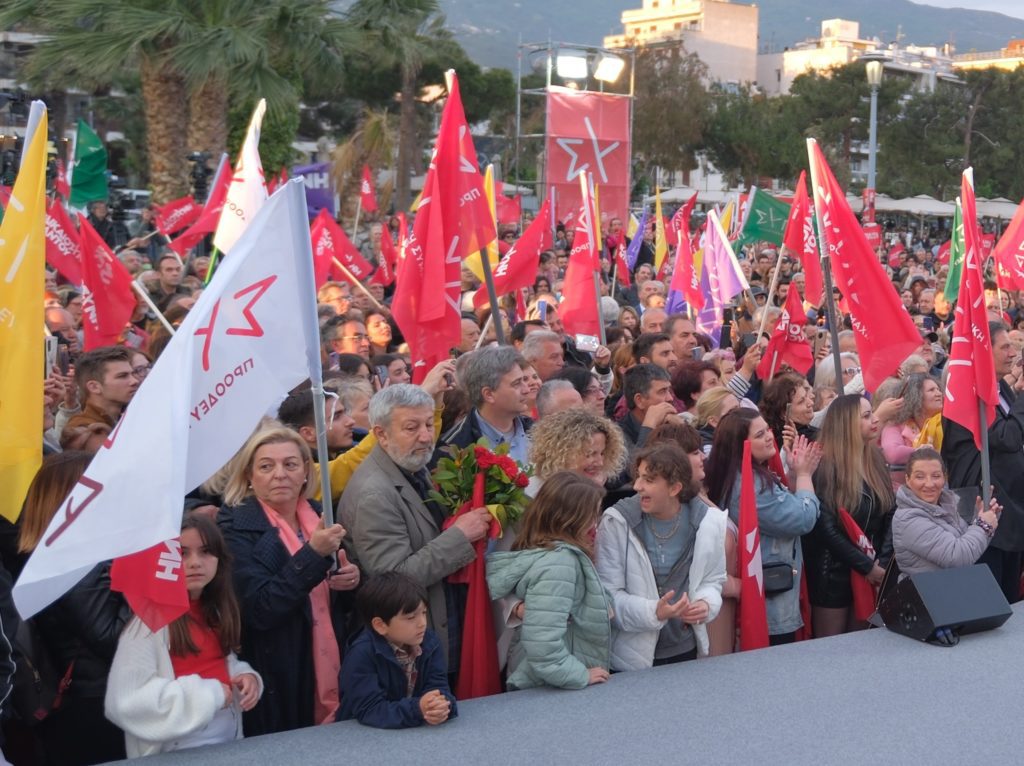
top-left (291, 162), bottom-right (335, 218)
top-left (624, 208), bottom-right (648, 271)
top-left (696, 210), bottom-right (748, 342)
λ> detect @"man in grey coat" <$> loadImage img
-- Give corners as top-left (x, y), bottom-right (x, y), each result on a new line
top-left (338, 384), bottom-right (492, 674)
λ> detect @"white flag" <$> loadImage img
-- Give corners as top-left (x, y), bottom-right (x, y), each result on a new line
top-left (213, 99), bottom-right (268, 254)
top-left (14, 181), bottom-right (321, 618)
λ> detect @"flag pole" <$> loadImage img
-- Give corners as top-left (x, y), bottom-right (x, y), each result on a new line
top-left (331, 257), bottom-right (384, 311)
top-left (478, 165), bottom-right (506, 345)
top-left (130, 281), bottom-right (175, 335)
top-left (351, 196), bottom-right (362, 244)
top-left (806, 138), bottom-right (845, 397)
top-left (757, 250), bottom-right (785, 337)
top-left (581, 172), bottom-right (606, 347)
top-left (980, 400), bottom-right (992, 509)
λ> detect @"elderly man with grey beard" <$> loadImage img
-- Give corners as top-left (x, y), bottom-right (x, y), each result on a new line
top-left (338, 384), bottom-right (492, 680)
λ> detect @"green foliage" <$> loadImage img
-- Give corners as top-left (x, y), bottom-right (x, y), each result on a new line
top-left (429, 439), bottom-right (531, 530)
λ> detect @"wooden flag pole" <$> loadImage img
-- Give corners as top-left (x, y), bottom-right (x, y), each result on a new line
top-left (331, 257), bottom-right (384, 311)
top-left (980, 400), bottom-right (992, 509)
top-left (130, 281), bottom-right (175, 335)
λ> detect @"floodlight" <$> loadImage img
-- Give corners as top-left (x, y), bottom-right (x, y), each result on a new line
top-left (594, 53), bottom-right (626, 83)
top-left (556, 51), bottom-right (589, 80)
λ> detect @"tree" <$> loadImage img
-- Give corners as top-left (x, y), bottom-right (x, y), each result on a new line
top-left (2, 0), bottom-right (349, 202)
top-left (345, 0), bottom-right (450, 211)
top-left (631, 41), bottom-right (710, 177)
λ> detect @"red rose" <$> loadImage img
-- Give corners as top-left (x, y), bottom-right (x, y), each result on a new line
top-left (515, 472), bottom-right (529, 488)
top-left (474, 446), bottom-right (498, 469)
top-left (497, 456), bottom-right (518, 478)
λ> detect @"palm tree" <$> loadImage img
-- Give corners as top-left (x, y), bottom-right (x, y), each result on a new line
top-left (331, 107), bottom-right (396, 221)
top-left (1, 0), bottom-right (350, 202)
top-left (345, 0), bottom-right (449, 211)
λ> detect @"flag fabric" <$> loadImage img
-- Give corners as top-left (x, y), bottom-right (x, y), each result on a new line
top-left (666, 211), bottom-right (702, 314)
top-left (214, 99), bottom-right (268, 254)
top-left (575, 173), bottom-right (600, 271)
top-left (757, 287), bottom-right (814, 379)
top-left (738, 440), bottom-right (770, 651)
top-left (737, 187), bottom-right (791, 247)
top-left (266, 167), bottom-right (288, 195)
top-left (782, 171), bottom-right (823, 306)
top-left (309, 209), bottom-right (335, 288)
top-left (54, 158), bottom-right (70, 200)
top-left (168, 154), bottom-right (230, 256)
top-left (391, 71), bottom-right (495, 381)
top-left (0, 101), bottom-right (47, 523)
top-left (310, 209), bottom-right (375, 285)
top-left (14, 180), bottom-right (323, 621)
top-left (291, 163), bottom-right (333, 218)
top-left (473, 196), bottom-right (553, 309)
top-left (110, 541), bottom-right (189, 632)
top-left (77, 214), bottom-right (136, 350)
top-left (943, 170), bottom-right (999, 450)
top-left (44, 200), bottom-right (84, 285)
top-left (654, 188), bottom-right (669, 278)
top-left (465, 164), bottom-right (500, 284)
top-left (559, 205), bottom-right (602, 339)
top-left (69, 119), bottom-right (108, 209)
top-left (944, 201), bottom-right (966, 297)
top-left (670, 192), bottom-right (698, 243)
top-left (495, 184), bottom-right (521, 225)
top-left (154, 195), bottom-right (201, 236)
top-left (806, 139), bottom-right (921, 392)
top-left (371, 218), bottom-right (399, 287)
top-left (360, 164), bottom-right (378, 213)
top-left (887, 241), bottom-right (906, 270)
top-left (837, 508), bottom-right (877, 623)
top-left (613, 242), bottom-right (631, 288)
top-left (992, 196), bottom-right (1024, 291)
top-left (624, 208), bottom-right (648, 272)
top-left (701, 209), bottom-right (748, 315)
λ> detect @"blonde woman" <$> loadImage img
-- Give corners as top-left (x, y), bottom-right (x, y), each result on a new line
top-left (527, 408), bottom-right (628, 493)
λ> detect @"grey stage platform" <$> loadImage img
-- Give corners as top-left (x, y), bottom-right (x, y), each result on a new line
top-left (123, 605), bottom-right (1024, 765)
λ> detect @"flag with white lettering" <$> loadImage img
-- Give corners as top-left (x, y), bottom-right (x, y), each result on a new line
top-left (153, 195), bottom-right (201, 236)
top-left (310, 209), bottom-right (374, 286)
top-left (77, 214), bottom-right (136, 350)
top-left (213, 100), bottom-right (267, 254)
top-left (738, 440), bottom-right (769, 651)
top-left (44, 200), bottom-right (83, 285)
top-left (14, 181), bottom-right (321, 620)
top-left (110, 540), bottom-right (188, 632)
top-left (168, 154), bottom-right (230, 257)
top-left (360, 164), bottom-right (378, 213)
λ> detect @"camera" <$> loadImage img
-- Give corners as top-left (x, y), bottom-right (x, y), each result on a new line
top-left (188, 151), bottom-right (213, 202)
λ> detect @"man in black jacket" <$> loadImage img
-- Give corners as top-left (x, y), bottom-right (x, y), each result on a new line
top-left (942, 322), bottom-right (1024, 602)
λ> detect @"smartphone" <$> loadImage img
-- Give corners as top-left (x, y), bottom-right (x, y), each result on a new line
top-left (45, 336), bottom-right (58, 377)
top-left (375, 365), bottom-right (390, 388)
top-left (575, 334), bottom-right (600, 353)
top-left (785, 402), bottom-right (793, 422)
top-left (538, 299), bottom-right (548, 323)
top-left (56, 346), bottom-right (71, 376)
top-left (740, 332), bottom-right (758, 352)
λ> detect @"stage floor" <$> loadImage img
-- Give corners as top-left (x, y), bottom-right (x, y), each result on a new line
top-left (125, 604), bottom-right (1023, 765)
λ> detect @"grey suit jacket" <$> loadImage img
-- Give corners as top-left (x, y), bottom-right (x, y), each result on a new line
top-left (338, 444), bottom-right (476, 661)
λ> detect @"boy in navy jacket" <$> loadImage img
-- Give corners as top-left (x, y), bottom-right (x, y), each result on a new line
top-left (338, 572), bottom-right (457, 728)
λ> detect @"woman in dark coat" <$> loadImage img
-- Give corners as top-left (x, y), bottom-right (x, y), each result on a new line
top-left (217, 426), bottom-right (359, 736)
top-left (806, 395), bottom-right (894, 637)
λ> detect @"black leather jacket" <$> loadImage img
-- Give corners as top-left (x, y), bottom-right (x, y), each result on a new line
top-left (802, 482), bottom-right (893, 609)
top-left (35, 562), bottom-right (130, 699)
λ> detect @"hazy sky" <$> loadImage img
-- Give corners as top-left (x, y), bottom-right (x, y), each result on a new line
top-left (909, 0), bottom-right (1024, 19)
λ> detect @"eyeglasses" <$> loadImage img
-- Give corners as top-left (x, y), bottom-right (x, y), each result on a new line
top-left (842, 367), bottom-right (861, 376)
top-left (131, 364), bottom-right (151, 379)
top-left (341, 334), bottom-right (369, 342)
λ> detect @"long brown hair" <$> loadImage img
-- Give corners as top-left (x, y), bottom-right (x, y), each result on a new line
top-left (18, 452), bottom-right (92, 553)
top-left (513, 472), bottom-right (604, 558)
top-left (815, 394), bottom-right (895, 515)
top-left (168, 513), bottom-right (241, 657)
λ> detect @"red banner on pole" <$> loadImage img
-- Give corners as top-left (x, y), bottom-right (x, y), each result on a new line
top-left (545, 88), bottom-right (630, 226)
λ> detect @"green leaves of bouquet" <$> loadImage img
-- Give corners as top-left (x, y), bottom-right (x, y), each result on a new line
top-left (429, 439), bottom-right (532, 531)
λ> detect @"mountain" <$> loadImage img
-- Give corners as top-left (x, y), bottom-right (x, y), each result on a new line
top-left (440, 0), bottom-right (1024, 70)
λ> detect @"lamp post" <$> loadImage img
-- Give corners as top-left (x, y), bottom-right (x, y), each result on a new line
top-left (865, 59), bottom-right (883, 224)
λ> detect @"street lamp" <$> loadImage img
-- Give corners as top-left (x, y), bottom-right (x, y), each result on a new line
top-left (865, 59), bottom-right (883, 223)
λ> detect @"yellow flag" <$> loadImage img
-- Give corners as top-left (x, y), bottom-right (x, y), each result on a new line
top-left (626, 213), bottom-right (640, 239)
top-left (593, 182), bottom-right (604, 254)
top-left (465, 164), bottom-right (500, 284)
top-left (654, 187), bottom-right (668, 277)
top-left (719, 199), bottom-right (735, 238)
top-left (0, 103), bottom-right (47, 522)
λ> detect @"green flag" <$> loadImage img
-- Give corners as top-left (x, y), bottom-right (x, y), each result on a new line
top-left (69, 119), bottom-right (108, 208)
top-left (943, 199), bottom-right (964, 301)
top-left (736, 187), bottom-right (791, 247)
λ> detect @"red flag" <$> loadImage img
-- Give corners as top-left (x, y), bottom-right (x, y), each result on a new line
top-left (993, 197), bottom-right (1024, 290)
top-left (310, 209), bottom-right (374, 285)
top-left (575, 176), bottom-right (601, 271)
top-left (77, 214), bottom-right (138, 349)
top-left (153, 195), bottom-right (201, 236)
top-left (392, 72), bottom-right (495, 381)
top-left (266, 167), bottom-right (288, 195)
top-left (943, 169), bottom-right (999, 449)
top-left (670, 192), bottom-right (698, 243)
top-left (837, 508), bottom-right (877, 623)
top-left (782, 171), bottom-right (823, 306)
top-left (54, 158), bottom-right (70, 200)
top-left (935, 240), bottom-right (950, 267)
top-left (473, 196), bottom-right (552, 309)
top-left (309, 209), bottom-right (335, 288)
top-left (546, 89), bottom-right (631, 225)
top-left (360, 165), bottom-right (378, 213)
top-left (738, 440), bottom-right (770, 651)
top-left (887, 241), bottom-right (906, 270)
top-left (560, 198), bottom-right (601, 338)
top-left (495, 185), bottom-right (521, 225)
top-left (44, 200), bottom-right (83, 284)
top-left (371, 221), bottom-right (398, 286)
top-left (668, 211), bottom-right (703, 311)
top-left (110, 539), bottom-right (189, 632)
top-left (613, 242), bottom-right (631, 288)
top-left (807, 140), bottom-right (920, 391)
top-left (757, 287), bottom-right (813, 379)
top-left (168, 156), bottom-right (231, 256)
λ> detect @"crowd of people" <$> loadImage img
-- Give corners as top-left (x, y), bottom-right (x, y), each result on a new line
top-left (10, 201), bottom-right (1022, 765)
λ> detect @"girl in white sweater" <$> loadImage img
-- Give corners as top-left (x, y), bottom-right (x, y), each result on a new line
top-left (105, 513), bottom-right (262, 757)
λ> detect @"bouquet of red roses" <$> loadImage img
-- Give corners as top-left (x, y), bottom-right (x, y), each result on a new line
top-left (429, 439), bottom-right (531, 532)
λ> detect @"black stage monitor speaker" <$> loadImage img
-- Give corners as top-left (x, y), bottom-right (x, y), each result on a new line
top-left (876, 564), bottom-right (1012, 641)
